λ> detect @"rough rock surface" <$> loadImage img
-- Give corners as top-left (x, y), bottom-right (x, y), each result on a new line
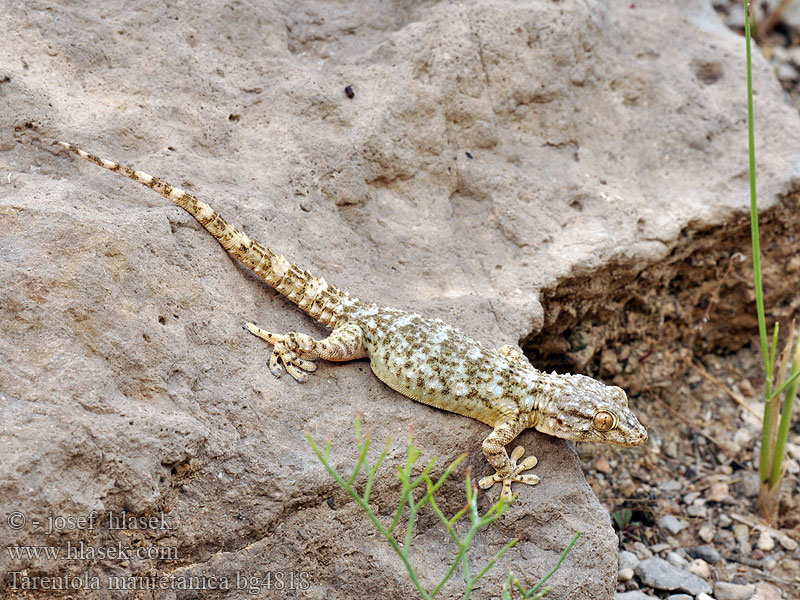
top-left (2, 1), bottom-right (799, 599)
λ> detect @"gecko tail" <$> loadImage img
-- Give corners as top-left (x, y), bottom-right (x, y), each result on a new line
top-left (57, 141), bottom-right (350, 328)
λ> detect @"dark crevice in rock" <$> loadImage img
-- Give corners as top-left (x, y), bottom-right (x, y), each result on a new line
top-left (523, 189), bottom-right (800, 396)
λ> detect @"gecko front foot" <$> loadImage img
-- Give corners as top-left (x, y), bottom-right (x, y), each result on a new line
top-left (244, 323), bottom-right (317, 382)
top-left (478, 446), bottom-right (540, 501)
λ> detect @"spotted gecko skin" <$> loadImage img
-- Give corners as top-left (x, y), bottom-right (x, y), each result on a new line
top-left (58, 142), bottom-right (648, 500)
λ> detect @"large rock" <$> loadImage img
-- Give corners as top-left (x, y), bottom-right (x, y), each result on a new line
top-left (2, 1), bottom-right (799, 599)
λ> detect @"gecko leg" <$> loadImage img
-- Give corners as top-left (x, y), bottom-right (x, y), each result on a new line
top-left (478, 419), bottom-right (540, 501)
top-left (244, 321), bottom-right (367, 383)
top-left (498, 344), bottom-right (529, 367)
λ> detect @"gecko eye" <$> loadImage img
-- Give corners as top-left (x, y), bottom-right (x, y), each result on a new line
top-left (592, 411), bottom-right (615, 432)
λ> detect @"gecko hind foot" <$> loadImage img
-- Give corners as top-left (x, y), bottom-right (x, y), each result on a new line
top-left (478, 446), bottom-right (540, 501)
top-left (244, 322), bottom-right (317, 382)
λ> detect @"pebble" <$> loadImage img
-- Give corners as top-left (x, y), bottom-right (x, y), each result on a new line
top-left (756, 530), bottom-right (774, 552)
top-left (664, 440), bottom-right (679, 458)
top-left (724, 3), bottom-right (745, 28)
top-left (697, 594), bottom-right (715, 600)
top-left (709, 482), bottom-right (731, 502)
top-left (718, 514), bottom-right (732, 527)
top-left (665, 596), bottom-right (693, 600)
top-left (688, 557), bottom-right (711, 579)
top-left (698, 524), bottom-right (715, 543)
top-left (738, 378), bottom-right (754, 396)
top-left (660, 479), bottom-right (684, 493)
top-left (776, 62), bottom-right (797, 82)
top-left (650, 542), bottom-right (672, 553)
top-left (658, 515), bottom-right (688, 535)
top-left (594, 456), bottom-right (611, 473)
top-left (714, 581), bottom-right (755, 600)
top-left (752, 582), bottom-right (782, 600)
top-left (614, 592), bottom-right (656, 600)
top-left (683, 491), bottom-right (701, 505)
top-left (618, 567), bottom-right (635, 582)
top-left (688, 545), bottom-right (721, 564)
top-left (687, 504), bottom-right (709, 518)
top-left (733, 428), bottom-right (753, 448)
top-left (733, 523), bottom-right (751, 554)
top-left (618, 550), bottom-right (640, 571)
top-left (632, 541), bottom-right (654, 560)
top-left (666, 551), bottom-right (688, 568)
top-left (635, 557), bottom-right (712, 596)
top-left (739, 472), bottom-right (760, 498)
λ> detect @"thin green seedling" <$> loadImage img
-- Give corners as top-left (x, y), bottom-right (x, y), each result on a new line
top-left (306, 416), bottom-right (579, 599)
top-left (743, 0), bottom-right (800, 524)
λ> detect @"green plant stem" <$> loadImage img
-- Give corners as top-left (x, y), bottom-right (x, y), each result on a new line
top-left (769, 351), bottom-right (800, 486)
top-left (770, 365), bottom-right (800, 400)
top-left (745, 0), bottom-right (777, 486)
top-left (744, 0), bottom-right (768, 367)
top-left (306, 433), bottom-right (432, 600)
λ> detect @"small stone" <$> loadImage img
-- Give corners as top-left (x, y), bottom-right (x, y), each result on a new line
top-left (699, 524), bottom-right (715, 543)
top-left (619, 550), bottom-right (641, 571)
top-left (595, 456), bottom-right (611, 473)
top-left (739, 471), bottom-right (760, 498)
top-left (666, 551), bottom-right (689, 568)
top-left (614, 592), bottom-right (655, 600)
top-left (635, 557), bottom-right (712, 596)
top-left (776, 62), bottom-right (797, 82)
top-left (714, 581), bottom-right (755, 600)
top-left (664, 441), bottom-right (679, 458)
top-left (687, 504), bottom-right (709, 518)
top-left (618, 567), bottom-right (635, 582)
top-left (733, 428), bottom-right (753, 448)
top-left (650, 542), bottom-right (672, 554)
top-left (738, 379), bottom-right (754, 396)
top-left (658, 514), bottom-right (688, 535)
top-left (771, 45), bottom-right (791, 62)
top-left (749, 548), bottom-right (764, 561)
top-left (632, 541), bottom-right (654, 560)
top-left (752, 582), bottom-right (782, 600)
top-left (776, 532), bottom-right (799, 551)
top-left (665, 596), bottom-right (693, 600)
top-left (725, 3), bottom-right (745, 28)
top-left (682, 491), bottom-right (701, 504)
top-left (687, 558), bottom-right (711, 579)
top-left (660, 479), bottom-right (683, 493)
top-left (624, 580), bottom-right (640, 592)
top-left (733, 523), bottom-right (751, 554)
top-left (697, 594), bottom-right (715, 600)
top-left (718, 514), bottom-right (732, 527)
top-left (709, 481), bottom-right (731, 502)
top-left (688, 545), bottom-right (721, 564)
top-left (756, 530), bottom-right (774, 552)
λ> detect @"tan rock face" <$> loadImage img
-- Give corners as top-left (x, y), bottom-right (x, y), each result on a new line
top-left (2, 1), bottom-right (799, 599)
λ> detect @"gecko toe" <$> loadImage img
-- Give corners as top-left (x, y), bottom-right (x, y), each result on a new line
top-left (478, 474), bottom-right (500, 490)
top-left (510, 446), bottom-right (525, 462)
top-left (516, 474), bottom-right (540, 486)
top-left (516, 456), bottom-right (538, 472)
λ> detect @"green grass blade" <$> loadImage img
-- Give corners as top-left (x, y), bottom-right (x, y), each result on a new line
top-left (744, 0), bottom-right (769, 368)
top-left (770, 352), bottom-right (800, 486)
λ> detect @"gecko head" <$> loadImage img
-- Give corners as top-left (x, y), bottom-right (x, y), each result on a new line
top-left (533, 373), bottom-right (647, 447)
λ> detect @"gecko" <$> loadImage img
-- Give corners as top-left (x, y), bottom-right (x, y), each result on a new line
top-left (57, 141), bottom-right (647, 500)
